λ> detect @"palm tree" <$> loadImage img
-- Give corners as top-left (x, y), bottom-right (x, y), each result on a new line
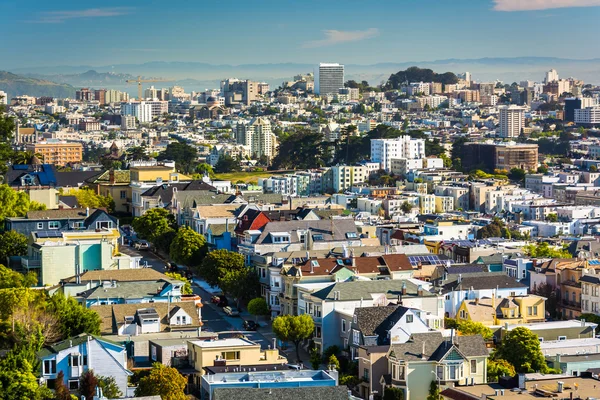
top-left (12, 151), bottom-right (42, 165)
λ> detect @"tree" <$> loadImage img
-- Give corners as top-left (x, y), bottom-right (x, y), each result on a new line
top-left (157, 141), bottom-right (198, 174)
top-left (508, 168), bottom-right (526, 182)
top-left (271, 128), bottom-right (329, 169)
top-left (272, 314), bottom-right (315, 362)
top-left (0, 264), bottom-right (37, 289)
top-left (47, 293), bottom-right (101, 337)
top-left (0, 184), bottom-right (46, 220)
top-left (219, 267), bottom-right (260, 307)
top-left (79, 369), bottom-right (99, 400)
top-left (327, 354), bottom-right (340, 371)
top-left (69, 187), bottom-right (114, 213)
top-left (164, 272), bottom-right (192, 295)
top-left (0, 231), bottom-right (28, 263)
top-left (523, 242), bottom-right (572, 258)
top-left (214, 154), bottom-right (241, 173)
top-left (169, 226), bottom-right (207, 266)
top-left (456, 320), bottom-right (493, 340)
top-left (384, 386), bottom-right (405, 400)
top-left (197, 250), bottom-right (244, 288)
top-left (54, 371), bottom-right (72, 400)
top-left (134, 363), bottom-right (187, 400)
top-left (494, 327), bottom-right (547, 373)
top-left (132, 208), bottom-right (176, 244)
top-left (545, 213), bottom-right (558, 223)
top-left (247, 298), bottom-right (269, 320)
top-left (97, 375), bottom-right (122, 399)
top-left (400, 201), bottom-right (414, 214)
top-left (532, 282), bottom-right (557, 319)
top-left (426, 379), bottom-right (441, 400)
top-left (537, 165), bottom-right (548, 174)
top-left (309, 348), bottom-right (321, 370)
top-left (487, 359), bottom-right (516, 382)
top-left (195, 162), bottom-right (215, 177)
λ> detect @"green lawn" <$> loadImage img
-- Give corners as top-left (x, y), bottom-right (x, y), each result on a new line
top-left (214, 171), bottom-right (286, 184)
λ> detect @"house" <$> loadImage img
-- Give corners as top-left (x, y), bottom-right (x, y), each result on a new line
top-left (348, 305), bottom-right (431, 359)
top-left (356, 346), bottom-right (389, 400)
top-left (473, 253), bottom-right (505, 273)
top-left (38, 333), bottom-right (132, 395)
top-left (5, 208), bottom-right (117, 238)
top-left (234, 208), bottom-right (271, 243)
top-left (192, 205), bottom-right (239, 235)
top-left (496, 319), bottom-right (597, 342)
top-left (298, 279), bottom-right (444, 353)
top-left (382, 332), bottom-right (489, 400)
top-left (547, 353), bottom-right (600, 376)
top-left (131, 180), bottom-right (215, 217)
top-left (205, 223), bottom-right (235, 251)
top-left (436, 272), bottom-right (528, 318)
top-left (201, 372), bottom-right (343, 400)
top-left (86, 169), bottom-right (132, 214)
top-left (92, 301), bottom-right (202, 336)
top-left (456, 294), bottom-right (546, 326)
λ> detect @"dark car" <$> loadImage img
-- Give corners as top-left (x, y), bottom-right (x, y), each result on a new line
top-left (243, 320), bottom-right (258, 331)
top-left (217, 297), bottom-right (229, 307)
top-left (165, 262), bottom-right (179, 272)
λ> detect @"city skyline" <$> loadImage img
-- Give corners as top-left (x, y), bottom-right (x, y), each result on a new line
top-left (1, 0), bottom-right (600, 69)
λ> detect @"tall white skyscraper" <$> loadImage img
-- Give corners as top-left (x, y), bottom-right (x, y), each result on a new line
top-left (544, 69), bottom-right (559, 84)
top-left (498, 105), bottom-right (525, 138)
top-left (316, 63), bottom-right (344, 96)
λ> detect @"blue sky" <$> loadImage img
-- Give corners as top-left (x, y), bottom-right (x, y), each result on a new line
top-left (1, 0), bottom-right (599, 69)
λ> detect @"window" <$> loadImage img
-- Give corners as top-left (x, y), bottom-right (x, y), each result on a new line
top-left (68, 380), bottom-right (79, 390)
top-left (533, 305), bottom-right (538, 315)
top-left (96, 221), bottom-right (113, 230)
top-left (406, 314), bottom-right (413, 323)
top-left (37, 222), bottom-right (44, 229)
top-left (70, 354), bottom-right (80, 367)
top-left (341, 319), bottom-right (347, 332)
top-left (151, 345), bottom-right (157, 361)
top-left (353, 329), bottom-right (360, 344)
top-left (558, 336), bottom-right (567, 341)
top-left (221, 351), bottom-right (240, 361)
top-left (120, 190), bottom-right (126, 199)
top-left (72, 221), bottom-right (84, 229)
top-left (315, 326), bottom-right (322, 338)
top-left (48, 221), bottom-right (60, 230)
top-left (527, 306), bottom-right (533, 316)
top-left (43, 360), bottom-right (56, 375)
top-left (82, 355), bottom-right (87, 366)
top-left (471, 359), bottom-right (477, 374)
top-left (363, 368), bottom-right (369, 381)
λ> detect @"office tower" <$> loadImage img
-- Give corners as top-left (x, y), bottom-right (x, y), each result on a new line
top-left (544, 69), bottom-right (559, 84)
top-left (564, 98), bottom-right (582, 122)
top-left (94, 89), bottom-right (107, 105)
top-left (316, 63), bottom-right (344, 96)
top-left (498, 105), bottom-right (525, 138)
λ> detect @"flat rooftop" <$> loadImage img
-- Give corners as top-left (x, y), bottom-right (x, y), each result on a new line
top-left (202, 370), bottom-right (335, 385)
top-left (504, 320), bottom-right (597, 330)
top-left (189, 338), bottom-right (258, 348)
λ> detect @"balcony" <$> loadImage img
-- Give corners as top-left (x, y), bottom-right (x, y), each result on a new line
top-left (21, 258), bottom-right (41, 269)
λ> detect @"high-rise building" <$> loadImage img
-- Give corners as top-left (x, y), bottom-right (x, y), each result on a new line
top-left (498, 105), bottom-right (525, 138)
top-left (370, 136), bottom-right (426, 172)
top-left (121, 115), bottom-right (137, 130)
top-left (564, 98), bottom-right (582, 122)
top-left (26, 142), bottom-right (83, 166)
top-left (235, 117), bottom-right (278, 159)
top-left (220, 79), bottom-right (259, 106)
top-left (105, 90), bottom-right (129, 104)
top-left (76, 88), bottom-right (94, 101)
top-left (544, 69), bottom-right (559, 84)
top-left (121, 101), bottom-right (153, 123)
top-left (316, 63), bottom-right (344, 96)
top-left (94, 89), bottom-right (107, 105)
top-left (463, 143), bottom-right (538, 172)
top-left (144, 86), bottom-right (158, 100)
top-left (575, 107), bottom-right (600, 125)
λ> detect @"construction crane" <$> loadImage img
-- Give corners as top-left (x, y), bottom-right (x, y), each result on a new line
top-left (125, 75), bottom-right (170, 100)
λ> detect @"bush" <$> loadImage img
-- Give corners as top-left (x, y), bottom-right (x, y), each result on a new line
top-left (339, 374), bottom-right (360, 388)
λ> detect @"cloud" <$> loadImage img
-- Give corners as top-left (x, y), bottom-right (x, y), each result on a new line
top-left (34, 7), bottom-right (133, 23)
top-left (303, 28), bottom-right (379, 48)
top-left (493, 0), bottom-right (600, 11)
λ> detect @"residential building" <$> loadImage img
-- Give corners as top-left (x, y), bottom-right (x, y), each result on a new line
top-left (581, 269), bottom-right (600, 316)
top-left (120, 101), bottom-right (153, 123)
top-left (383, 332), bottom-right (489, 400)
top-left (235, 117), bottom-right (278, 160)
top-left (330, 165), bottom-right (367, 192)
top-left (371, 136), bottom-right (426, 172)
top-left (316, 63), bottom-right (344, 96)
top-left (456, 294), bottom-right (546, 326)
top-left (6, 208), bottom-right (116, 238)
top-left (25, 142), bottom-right (83, 166)
top-left (498, 105), bottom-right (525, 138)
top-left (575, 106), bottom-right (600, 125)
top-left (462, 142), bottom-right (538, 172)
top-left (38, 333), bottom-right (132, 395)
top-left (221, 78), bottom-right (259, 106)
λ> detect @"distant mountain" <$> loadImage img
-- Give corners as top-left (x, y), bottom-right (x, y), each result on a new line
top-left (0, 71), bottom-right (76, 100)
top-left (24, 70), bottom-right (138, 86)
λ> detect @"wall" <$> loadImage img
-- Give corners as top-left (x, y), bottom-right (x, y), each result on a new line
top-left (41, 245), bottom-right (77, 286)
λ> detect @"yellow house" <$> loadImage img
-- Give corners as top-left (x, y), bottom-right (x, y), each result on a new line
top-left (130, 165), bottom-right (191, 182)
top-left (456, 294), bottom-right (546, 326)
top-left (187, 338), bottom-right (287, 377)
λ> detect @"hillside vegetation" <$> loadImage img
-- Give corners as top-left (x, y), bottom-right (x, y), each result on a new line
top-left (0, 71), bottom-right (76, 99)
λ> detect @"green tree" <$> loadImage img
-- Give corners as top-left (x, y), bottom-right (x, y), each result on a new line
top-left (169, 226), bottom-right (207, 266)
top-left (247, 298), bottom-right (269, 320)
top-left (400, 201), bottom-right (414, 214)
top-left (126, 146), bottom-right (149, 162)
top-left (69, 187), bottom-right (114, 213)
top-left (214, 155), bottom-right (241, 173)
top-left (0, 231), bottom-right (28, 263)
top-left (456, 320), bottom-right (493, 340)
top-left (97, 375), bottom-right (122, 399)
top-left (327, 354), bottom-right (340, 371)
top-left (132, 208), bottom-right (176, 244)
top-left (271, 127), bottom-right (329, 169)
top-left (545, 213), bottom-right (558, 222)
top-left (134, 363), bottom-right (187, 400)
top-left (426, 380), bottom-right (440, 400)
top-left (523, 242), bottom-right (571, 258)
top-left (195, 162), bottom-right (215, 177)
top-left (0, 185), bottom-right (46, 220)
top-left (439, 153), bottom-right (452, 168)
top-left (272, 314), bottom-right (315, 362)
top-left (0, 264), bottom-right (37, 288)
top-left (309, 348), bottom-right (321, 370)
top-left (508, 168), bottom-right (526, 182)
top-left (164, 272), bottom-right (193, 295)
top-left (384, 386), bottom-right (405, 400)
top-left (537, 165), bottom-right (548, 174)
top-left (157, 142), bottom-right (198, 174)
top-left (79, 369), bottom-right (99, 400)
top-left (487, 359), bottom-right (516, 382)
top-left (48, 293), bottom-right (101, 337)
top-left (219, 267), bottom-right (260, 307)
top-left (494, 327), bottom-right (547, 373)
top-left (197, 250), bottom-right (244, 288)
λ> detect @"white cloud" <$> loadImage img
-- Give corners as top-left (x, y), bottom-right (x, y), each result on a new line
top-left (303, 28), bottom-right (379, 48)
top-left (34, 7), bottom-right (133, 23)
top-left (493, 0), bottom-right (600, 11)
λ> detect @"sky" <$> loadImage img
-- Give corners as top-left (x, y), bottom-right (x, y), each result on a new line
top-left (1, 0), bottom-right (600, 69)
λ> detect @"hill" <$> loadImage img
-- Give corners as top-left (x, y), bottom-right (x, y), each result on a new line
top-left (385, 66), bottom-right (458, 89)
top-left (0, 71), bottom-right (76, 100)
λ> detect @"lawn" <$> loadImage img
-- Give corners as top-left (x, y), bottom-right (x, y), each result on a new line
top-left (214, 171), bottom-right (285, 184)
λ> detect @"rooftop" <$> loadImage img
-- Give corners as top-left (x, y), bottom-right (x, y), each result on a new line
top-left (211, 386), bottom-right (349, 400)
top-left (190, 338), bottom-right (259, 348)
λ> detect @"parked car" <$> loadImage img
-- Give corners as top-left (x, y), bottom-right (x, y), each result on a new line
top-left (223, 306), bottom-right (239, 317)
top-left (165, 262), bottom-right (179, 272)
top-left (242, 320), bottom-right (258, 331)
top-left (217, 296), bottom-right (229, 307)
top-left (134, 240), bottom-right (150, 250)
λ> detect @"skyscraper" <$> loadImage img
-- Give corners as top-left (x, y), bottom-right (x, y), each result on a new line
top-left (498, 105), bottom-right (525, 138)
top-left (544, 69), bottom-right (559, 84)
top-left (316, 63), bottom-right (344, 96)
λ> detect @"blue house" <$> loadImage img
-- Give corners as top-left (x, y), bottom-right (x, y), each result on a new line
top-left (206, 223), bottom-right (235, 251)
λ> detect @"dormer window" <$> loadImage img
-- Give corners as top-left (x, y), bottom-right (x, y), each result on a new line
top-left (346, 232), bottom-right (358, 239)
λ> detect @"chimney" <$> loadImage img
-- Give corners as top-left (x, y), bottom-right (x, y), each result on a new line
top-left (475, 297), bottom-right (479, 305)
top-left (581, 318), bottom-right (586, 327)
top-left (458, 274), bottom-right (462, 284)
top-left (417, 285), bottom-right (423, 297)
top-left (421, 341), bottom-right (426, 360)
top-left (402, 282), bottom-right (407, 295)
top-left (86, 207), bottom-right (90, 217)
top-left (109, 169), bottom-right (115, 185)
top-left (450, 329), bottom-right (454, 344)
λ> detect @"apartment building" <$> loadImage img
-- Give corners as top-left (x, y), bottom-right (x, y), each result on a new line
top-left (316, 63), bottom-right (344, 96)
top-left (330, 165), bottom-right (367, 192)
top-left (575, 107), bottom-right (600, 125)
top-left (221, 78), bottom-right (259, 106)
top-left (463, 143), bottom-right (538, 172)
top-left (235, 117), bottom-right (278, 160)
top-left (371, 136), bottom-right (426, 172)
top-left (498, 105), bottom-right (525, 138)
top-left (25, 142), bottom-right (83, 166)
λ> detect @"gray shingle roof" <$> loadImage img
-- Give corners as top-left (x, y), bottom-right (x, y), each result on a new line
top-left (256, 219), bottom-right (358, 244)
top-left (212, 386), bottom-right (349, 400)
top-left (310, 279), bottom-right (434, 302)
top-left (441, 272), bottom-right (527, 293)
top-left (389, 332), bottom-right (488, 362)
top-left (355, 305), bottom-right (409, 341)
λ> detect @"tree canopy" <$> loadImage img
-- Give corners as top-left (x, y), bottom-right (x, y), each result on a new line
top-left (247, 298), bottom-right (269, 318)
top-left (523, 242), bottom-right (572, 258)
top-left (134, 363), bottom-right (187, 400)
top-left (196, 249), bottom-right (244, 288)
top-left (456, 320), bottom-right (493, 340)
top-left (272, 314), bottom-right (315, 362)
top-left (0, 231), bottom-right (28, 264)
top-left (132, 208), bottom-right (176, 245)
top-left (157, 141), bottom-right (198, 174)
top-left (0, 185), bottom-right (46, 221)
top-left (385, 66), bottom-right (458, 90)
top-left (169, 226), bottom-right (207, 266)
top-left (494, 327), bottom-right (547, 373)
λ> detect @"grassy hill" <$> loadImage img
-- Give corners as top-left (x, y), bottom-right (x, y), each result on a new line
top-left (0, 71), bottom-right (76, 99)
